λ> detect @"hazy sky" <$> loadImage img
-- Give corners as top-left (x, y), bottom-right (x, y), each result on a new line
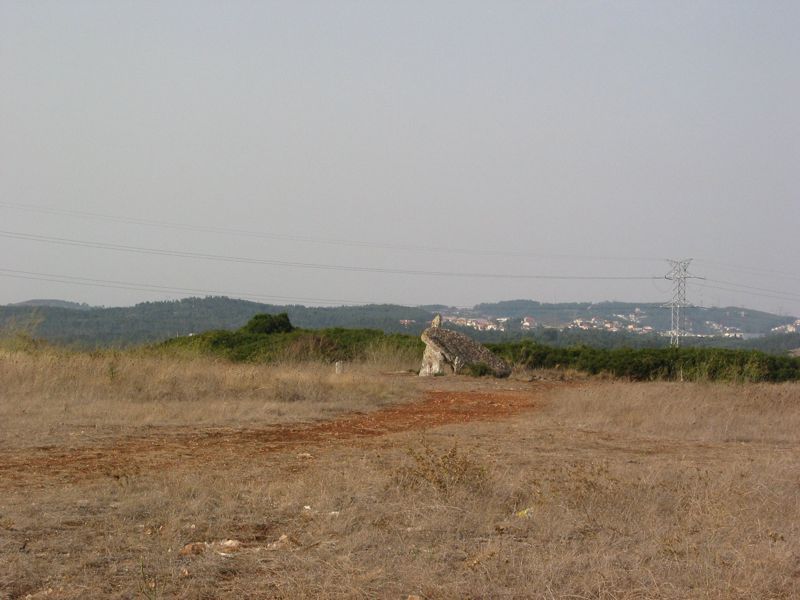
top-left (1, 1), bottom-right (798, 314)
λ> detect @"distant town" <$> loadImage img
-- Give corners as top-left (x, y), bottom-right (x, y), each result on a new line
top-left (400, 306), bottom-right (800, 340)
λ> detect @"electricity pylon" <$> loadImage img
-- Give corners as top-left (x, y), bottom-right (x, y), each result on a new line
top-left (665, 258), bottom-right (694, 347)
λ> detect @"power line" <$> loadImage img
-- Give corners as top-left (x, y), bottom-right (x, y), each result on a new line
top-left (694, 258), bottom-right (800, 284)
top-left (704, 278), bottom-right (800, 301)
top-left (3, 268), bottom-right (794, 316)
top-left (0, 270), bottom-right (673, 310)
top-left (0, 201), bottom-right (662, 263)
top-left (0, 268), bottom-right (370, 306)
top-left (690, 280), bottom-right (800, 305)
top-left (4, 204), bottom-right (798, 312)
top-left (4, 203), bottom-right (797, 304)
top-left (0, 229), bottom-right (664, 281)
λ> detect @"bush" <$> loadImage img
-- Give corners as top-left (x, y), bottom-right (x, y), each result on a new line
top-left (241, 312), bottom-right (294, 335)
top-left (159, 316), bottom-right (425, 364)
top-left (488, 341), bottom-right (800, 383)
top-left (463, 363), bottom-right (493, 377)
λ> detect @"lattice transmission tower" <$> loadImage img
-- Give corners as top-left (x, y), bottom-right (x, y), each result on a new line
top-left (665, 258), bottom-right (695, 347)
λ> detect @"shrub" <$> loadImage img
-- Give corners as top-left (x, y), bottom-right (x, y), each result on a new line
top-left (395, 441), bottom-right (488, 495)
top-left (241, 312), bottom-right (294, 335)
top-left (463, 362), bottom-right (493, 377)
top-left (488, 341), bottom-right (800, 383)
top-left (159, 317), bottom-right (425, 365)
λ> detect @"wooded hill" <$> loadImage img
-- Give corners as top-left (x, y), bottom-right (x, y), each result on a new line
top-left (0, 297), bottom-right (432, 347)
top-left (1, 296), bottom-right (797, 354)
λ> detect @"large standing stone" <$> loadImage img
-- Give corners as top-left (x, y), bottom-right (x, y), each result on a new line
top-left (419, 320), bottom-right (511, 377)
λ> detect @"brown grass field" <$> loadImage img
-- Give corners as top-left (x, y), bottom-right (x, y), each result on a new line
top-left (1, 349), bottom-right (799, 599)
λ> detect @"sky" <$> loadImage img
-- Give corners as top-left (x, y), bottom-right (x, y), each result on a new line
top-left (1, 1), bottom-right (798, 315)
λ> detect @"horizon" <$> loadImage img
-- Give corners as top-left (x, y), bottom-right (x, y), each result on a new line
top-left (6, 294), bottom-right (798, 320)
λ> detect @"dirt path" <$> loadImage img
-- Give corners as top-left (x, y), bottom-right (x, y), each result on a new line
top-left (0, 385), bottom-right (551, 488)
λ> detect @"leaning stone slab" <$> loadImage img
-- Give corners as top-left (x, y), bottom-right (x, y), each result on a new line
top-left (419, 325), bottom-right (511, 377)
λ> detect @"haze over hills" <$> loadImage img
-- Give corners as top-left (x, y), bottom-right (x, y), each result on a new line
top-left (1, 296), bottom-right (798, 353)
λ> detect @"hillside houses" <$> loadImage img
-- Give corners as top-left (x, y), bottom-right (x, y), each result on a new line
top-left (771, 319), bottom-right (800, 334)
top-left (563, 316), bottom-right (655, 335)
top-left (397, 305), bottom-right (795, 338)
top-left (705, 320), bottom-right (745, 337)
top-left (442, 315), bottom-right (503, 331)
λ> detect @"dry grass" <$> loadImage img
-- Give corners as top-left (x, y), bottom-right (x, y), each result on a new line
top-left (1, 351), bottom-right (799, 599)
top-left (0, 348), bottom-right (414, 450)
top-left (541, 380), bottom-right (800, 443)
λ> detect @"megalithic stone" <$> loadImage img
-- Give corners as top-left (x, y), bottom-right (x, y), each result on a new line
top-left (419, 325), bottom-right (511, 377)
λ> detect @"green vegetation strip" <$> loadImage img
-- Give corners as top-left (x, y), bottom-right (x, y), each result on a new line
top-left (156, 313), bottom-right (800, 383)
top-left (160, 313), bottom-right (424, 363)
top-left (489, 341), bottom-right (800, 383)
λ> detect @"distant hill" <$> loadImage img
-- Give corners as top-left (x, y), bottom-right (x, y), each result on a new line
top-left (0, 297), bottom-right (433, 347)
top-left (1, 295), bottom-right (796, 352)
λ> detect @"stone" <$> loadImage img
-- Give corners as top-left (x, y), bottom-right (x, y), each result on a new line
top-left (419, 325), bottom-right (511, 377)
top-left (217, 539), bottom-right (242, 552)
top-left (179, 542), bottom-right (208, 556)
top-left (178, 539), bottom-right (242, 558)
top-left (267, 533), bottom-right (301, 550)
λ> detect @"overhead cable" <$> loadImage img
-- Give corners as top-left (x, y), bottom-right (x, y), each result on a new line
top-left (0, 230), bottom-right (664, 281)
top-left (0, 201), bottom-right (663, 262)
top-left (690, 280), bottom-right (800, 304)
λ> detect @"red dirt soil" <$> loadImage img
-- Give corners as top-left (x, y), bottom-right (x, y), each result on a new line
top-left (0, 385), bottom-right (553, 489)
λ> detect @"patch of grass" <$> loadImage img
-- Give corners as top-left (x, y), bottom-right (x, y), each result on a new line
top-left (0, 346), bottom-right (416, 450)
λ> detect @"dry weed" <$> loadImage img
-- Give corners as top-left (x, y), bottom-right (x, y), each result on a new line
top-left (394, 440), bottom-right (489, 495)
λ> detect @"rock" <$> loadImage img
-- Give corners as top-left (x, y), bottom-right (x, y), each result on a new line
top-left (179, 539), bottom-right (242, 558)
top-left (215, 539), bottom-right (242, 556)
top-left (267, 533), bottom-right (301, 550)
top-left (267, 534), bottom-right (290, 549)
top-left (218, 539), bottom-right (241, 551)
top-left (179, 542), bottom-right (208, 556)
top-left (419, 326), bottom-right (511, 377)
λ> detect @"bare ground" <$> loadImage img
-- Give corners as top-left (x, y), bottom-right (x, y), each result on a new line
top-left (0, 381), bottom-right (547, 489)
